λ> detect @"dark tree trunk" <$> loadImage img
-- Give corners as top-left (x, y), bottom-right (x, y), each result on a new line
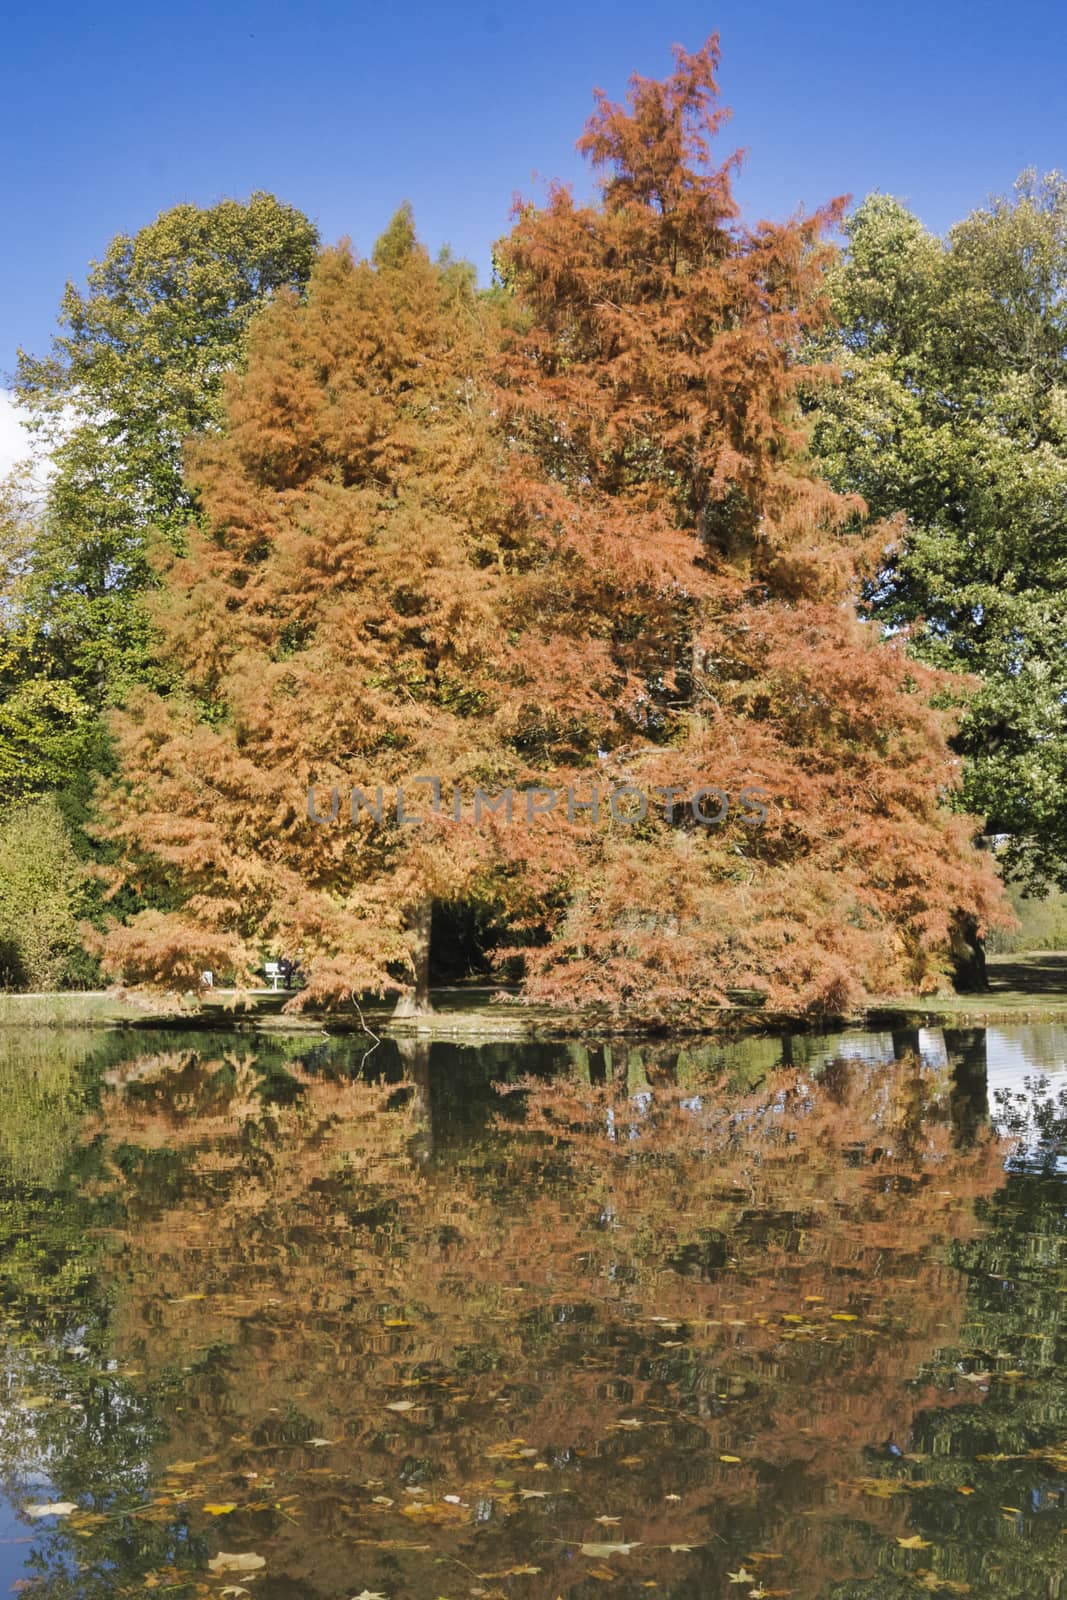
top-left (945, 1027), bottom-right (989, 1146)
top-left (394, 1036), bottom-right (433, 1161)
top-left (949, 912), bottom-right (989, 993)
top-left (391, 898), bottom-right (434, 1018)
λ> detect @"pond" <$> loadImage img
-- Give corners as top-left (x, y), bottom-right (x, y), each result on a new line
top-left (0, 1022), bottom-right (1065, 1599)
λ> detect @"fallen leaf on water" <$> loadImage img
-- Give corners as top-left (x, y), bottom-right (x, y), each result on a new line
top-left (24, 1503), bottom-right (77, 1519)
top-left (476, 1567), bottom-right (541, 1579)
top-left (401, 1501), bottom-right (469, 1524)
top-left (728, 1570), bottom-right (754, 1584)
top-left (579, 1542), bottom-right (641, 1558)
top-left (850, 1477), bottom-right (907, 1498)
top-left (371, 1495), bottom-right (394, 1507)
top-left (896, 1535), bottom-right (933, 1549)
top-left (349, 1592), bottom-right (389, 1600)
top-left (308, 1437), bottom-right (335, 1447)
top-left (594, 1516), bottom-right (622, 1526)
top-left (518, 1489), bottom-right (548, 1499)
top-left (208, 1553), bottom-right (266, 1574)
top-left (166, 1461), bottom-right (198, 1473)
top-left (613, 1419), bottom-right (642, 1430)
top-left (720, 1455), bottom-right (742, 1464)
top-left (203, 1503), bottom-right (237, 1515)
top-left (830, 1313), bottom-right (857, 1323)
top-left (385, 1401), bottom-right (415, 1413)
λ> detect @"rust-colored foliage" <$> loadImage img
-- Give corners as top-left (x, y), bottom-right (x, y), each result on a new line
top-left (77, 1044), bottom-right (1008, 1598)
top-left (93, 220), bottom-right (529, 1005)
top-left (491, 36), bottom-right (1006, 1013)
top-left (95, 40), bottom-right (1006, 1015)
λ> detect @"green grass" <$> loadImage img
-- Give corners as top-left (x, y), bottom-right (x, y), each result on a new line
top-left (4, 952), bottom-right (1067, 1035)
top-left (868, 950), bottom-right (1067, 1025)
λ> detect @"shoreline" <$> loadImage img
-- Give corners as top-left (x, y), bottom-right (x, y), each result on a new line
top-left (2, 953), bottom-right (1066, 1039)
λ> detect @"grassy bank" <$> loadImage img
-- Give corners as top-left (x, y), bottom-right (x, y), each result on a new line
top-left (2, 953), bottom-right (1067, 1037)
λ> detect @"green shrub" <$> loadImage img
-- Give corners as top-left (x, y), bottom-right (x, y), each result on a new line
top-left (986, 881), bottom-right (1067, 954)
top-left (0, 796), bottom-right (85, 990)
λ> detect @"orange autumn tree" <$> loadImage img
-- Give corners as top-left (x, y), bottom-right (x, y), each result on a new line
top-left (94, 213), bottom-right (530, 1010)
top-left (95, 42), bottom-right (1007, 1018)
top-left (491, 35), bottom-right (1006, 1013)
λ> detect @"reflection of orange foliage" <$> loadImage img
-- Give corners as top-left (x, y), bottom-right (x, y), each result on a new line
top-left (83, 1045), bottom-right (1008, 1598)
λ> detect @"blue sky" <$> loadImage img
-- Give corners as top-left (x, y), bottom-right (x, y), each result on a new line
top-left (2, 0), bottom-right (1065, 387)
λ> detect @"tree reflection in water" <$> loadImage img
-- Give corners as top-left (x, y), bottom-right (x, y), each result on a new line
top-left (0, 1030), bottom-right (1065, 1598)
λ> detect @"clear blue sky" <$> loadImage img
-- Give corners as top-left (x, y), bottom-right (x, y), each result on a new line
top-left (3, 0), bottom-right (1065, 375)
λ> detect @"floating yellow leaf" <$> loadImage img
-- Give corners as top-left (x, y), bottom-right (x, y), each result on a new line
top-left (720, 1454), bottom-right (742, 1464)
top-left (24, 1503), bottom-right (77, 1519)
top-left (896, 1535), bottom-right (933, 1549)
top-left (203, 1504), bottom-right (237, 1516)
top-left (208, 1553), bottom-right (266, 1574)
top-left (579, 1542), bottom-right (641, 1558)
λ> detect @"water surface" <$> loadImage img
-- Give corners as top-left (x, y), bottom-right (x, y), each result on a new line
top-left (0, 1023), bottom-right (1065, 1598)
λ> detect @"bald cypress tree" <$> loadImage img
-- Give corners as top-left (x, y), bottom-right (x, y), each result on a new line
top-left (94, 218), bottom-right (524, 1009)
top-left (491, 37), bottom-right (1006, 1014)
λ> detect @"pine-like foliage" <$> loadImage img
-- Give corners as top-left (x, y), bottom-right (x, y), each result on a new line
top-left (491, 37), bottom-right (1006, 1014)
top-left (96, 42), bottom-right (1007, 1018)
top-left (94, 225), bottom-right (526, 1004)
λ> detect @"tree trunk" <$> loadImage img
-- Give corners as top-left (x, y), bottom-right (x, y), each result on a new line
top-left (395, 1036), bottom-right (433, 1161)
top-left (391, 898), bottom-right (434, 1017)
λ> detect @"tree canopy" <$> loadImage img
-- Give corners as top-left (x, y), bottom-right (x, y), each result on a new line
top-left (90, 41), bottom-right (1005, 1017)
top-left (3, 193), bottom-right (319, 808)
top-left (809, 175), bottom-right (1067, 890)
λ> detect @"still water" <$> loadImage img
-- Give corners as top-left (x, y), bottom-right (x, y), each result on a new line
top-left (0, 1022), bottom-right (1066, 1599)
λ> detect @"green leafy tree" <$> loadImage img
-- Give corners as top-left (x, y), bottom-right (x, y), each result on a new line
top-left (0, 795), bottom-right (85, 989)
top-left (809, 175), bottom-right (1067, 889)
top-left (5, 193), bottom-right (319, 805)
